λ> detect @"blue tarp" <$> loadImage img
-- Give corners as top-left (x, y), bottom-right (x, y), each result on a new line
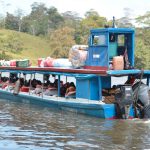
top-left (0, 68), bottom-right (150, 77)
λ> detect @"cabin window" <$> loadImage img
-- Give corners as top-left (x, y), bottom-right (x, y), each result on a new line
top-left (118, 34), bottom-right (125, 46)
top-left (92, 35), bottom-right (106, 46)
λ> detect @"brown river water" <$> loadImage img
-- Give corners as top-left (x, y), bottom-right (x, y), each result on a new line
top-left (0, 98), bottom-right (150, 150)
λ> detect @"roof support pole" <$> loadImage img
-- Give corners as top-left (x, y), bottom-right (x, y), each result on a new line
top-left (147, 75), bottom-right (150, 88)
top-left (23, 73), bottom-right (26, 81)
top-left (98, 76), bottom-right (102, 101)
top-left (29, 74), bottom-right (32, 95)
top-left (41, 74), bottom-right (44, 98)
top-left (58, 75), bottom-right (60, 97)
top-left (0, 72), bottom-right (2, 82)
top-left (8, 72), bottom-right (11, 91)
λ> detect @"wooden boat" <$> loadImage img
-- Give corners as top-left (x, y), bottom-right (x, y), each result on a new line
top-left (0, 27), bottom-right (150, 119)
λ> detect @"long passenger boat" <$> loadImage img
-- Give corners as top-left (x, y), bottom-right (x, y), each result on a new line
top-left (0, 27), bottom-right (150, 119)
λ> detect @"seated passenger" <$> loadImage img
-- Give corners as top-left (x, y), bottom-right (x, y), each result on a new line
top-left (10, 73), bottom-right (17, 83)
top-left (2, 78), bottom-right (9, 89)
top-left (65, 82), bottom-right (76, 98)
top-left (43, 83), bottom-right (57, 96)
top-left (32, 80), bottom-right (42, 95)
top-left (53, 79), bottom-right (58, 88)
top-left (31, 79), bottom-right (37, 89)
top-left (60, 82), bottom-right (70, 97)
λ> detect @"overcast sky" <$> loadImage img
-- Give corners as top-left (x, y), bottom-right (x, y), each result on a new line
top-left (0, 0), bottom-right (150, 19)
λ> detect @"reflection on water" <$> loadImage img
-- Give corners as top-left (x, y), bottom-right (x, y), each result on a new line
top-left (0, 99), bottom-right (150, 150)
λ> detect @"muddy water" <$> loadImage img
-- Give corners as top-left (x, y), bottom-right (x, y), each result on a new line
top-left (0, 99), bottom-right (150, 150)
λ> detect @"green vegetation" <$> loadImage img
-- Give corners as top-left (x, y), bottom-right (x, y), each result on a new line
top-left (0, 3), bottom-right (149, 69)
top-left (135, 29), bottom-right (150, 69)
top-left (0, 29), bottom-right (52, 65)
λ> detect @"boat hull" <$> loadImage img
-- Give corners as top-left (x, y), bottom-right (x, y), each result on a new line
top-left (0, 90), bottom-right (134, 119)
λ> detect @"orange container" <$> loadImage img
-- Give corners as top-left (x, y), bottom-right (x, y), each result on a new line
top-left (113, 56), bottom-right (124, 70)
top-left (21, 87), bottom-right (29, 92)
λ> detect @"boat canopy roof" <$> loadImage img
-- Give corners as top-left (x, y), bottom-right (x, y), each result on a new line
top-left (0, 66), bottom-right (150, 77)
top-left (107, 69), bottom-right (150, 76)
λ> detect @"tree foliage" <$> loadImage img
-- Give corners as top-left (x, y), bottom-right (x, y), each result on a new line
top-left (62, 11), bottom-right (81, 44)
top-left (136, 11), bottom-right (150, 27)
top-left (135, 28), bottom-right (150, 69)
top-left (79, 9), bottom-right (107, 43)
top-left (15, 8), bottom-right (24, 32)
top-left (5, 12), bottom-right (19, 30)
top-left (116, 8), bottom-right (134, 28)
top-left (134, 11), bottom-right (150, 69)
top-left (28, 2), bottom-right (48, 35)
top-left (48, 27), bottom-right (75, 58)
top-left (47, 7), bottom-right (64, 31)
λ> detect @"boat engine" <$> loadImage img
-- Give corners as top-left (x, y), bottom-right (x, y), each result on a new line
top-left (115, 85), bottom-right (134, 119)
top-left (133, 83), bottom-right (150, 118)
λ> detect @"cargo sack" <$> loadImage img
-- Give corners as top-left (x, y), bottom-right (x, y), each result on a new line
top-left (52, 58), bottom-right (72, 67)
top-left (38, 57), bottom-right (55, 67)
top-left (10, 60), bottom-right (16, 66)
top-left (69, 45), bottom-right (88, 68)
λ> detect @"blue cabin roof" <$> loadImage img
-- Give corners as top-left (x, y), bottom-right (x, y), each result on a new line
top-left (90, 28), bottom-right (135, 34)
